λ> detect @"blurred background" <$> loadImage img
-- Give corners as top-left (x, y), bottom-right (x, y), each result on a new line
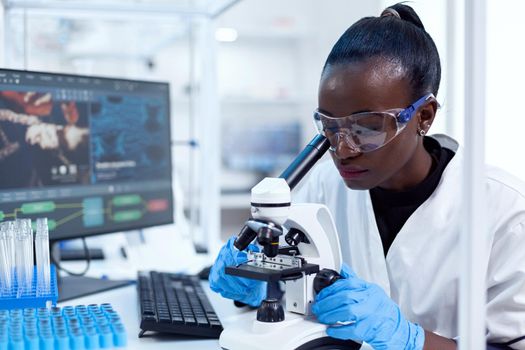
top-left (0, 0), bottom-right (521, 243)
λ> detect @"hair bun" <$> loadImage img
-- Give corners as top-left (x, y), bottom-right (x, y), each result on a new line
top-left (382, 3), bottom-right (425, 31)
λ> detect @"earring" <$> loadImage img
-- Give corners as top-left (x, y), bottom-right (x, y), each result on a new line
top-left (418, 129), bottom-right (426, 136)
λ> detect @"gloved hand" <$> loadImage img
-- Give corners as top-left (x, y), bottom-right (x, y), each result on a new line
top-left (209, 236), bottom-right (267, 307)
top-left (312, 263), bottom-right (425, 350)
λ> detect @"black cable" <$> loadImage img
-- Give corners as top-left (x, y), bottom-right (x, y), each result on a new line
top-left (51, 237), bottom-right (91, 277)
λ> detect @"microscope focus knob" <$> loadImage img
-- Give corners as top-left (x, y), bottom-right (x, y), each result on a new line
top-left (285, 229), bottom-right (302, 246)
top-left (256, 299), bottom-right (285, 323)
top-left (313, 269), bottom-right (341, 294)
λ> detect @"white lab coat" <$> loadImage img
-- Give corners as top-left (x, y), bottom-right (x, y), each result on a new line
top-left (294, 140), bottom-right (525, 348)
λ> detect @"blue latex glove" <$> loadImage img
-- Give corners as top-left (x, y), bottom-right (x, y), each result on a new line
top-left (209, 236), bottom-right (266, 307)
top-left (312, 263), bottom-right (425, 350)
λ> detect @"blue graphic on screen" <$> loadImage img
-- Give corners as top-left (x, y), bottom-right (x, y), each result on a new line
top-left (90, 94), bottom-right (170, 183)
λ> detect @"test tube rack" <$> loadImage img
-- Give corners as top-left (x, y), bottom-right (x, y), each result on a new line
top-left (0, 265), bottom-right (58, 310)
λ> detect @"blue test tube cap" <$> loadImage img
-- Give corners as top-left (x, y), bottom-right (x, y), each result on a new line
top-left (82, 318), bottom-right (94, 328)
top-left (100, 304), bottom-right (112, 311)
top-left (53, 316), bottom-right (66, 326)
top-left (77, 309), bottom-right (90, 317)
top-left (68, 316), bottom-right (80, 326)
top-left (39, 334), bottom-right (55, 350)
top-left (24, 334), bottom-right (39, 350)
top-left (55, 333), bottom-right (69, 350)
top-left (85, 327), bottom-right (100, 350)
top-left (87, 305), bottom-right (99, 312)
top-left (8, 338), bottom-right (23, 350)
top-left (113, 333), bottom-right (127, 347)
top-left (70, 328), bottom-right (85, 350)
top-left (95, 316), bottom-right (108, 326)
top-left (99, 331), bottom-right (113, 349)
top-left (23, 308), bottom-right (36, 316)
top-left (9, 309), bottom-right (22, 316)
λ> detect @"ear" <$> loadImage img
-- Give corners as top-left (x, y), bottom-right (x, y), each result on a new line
top-left (418, 99), bottom-right (438, 134)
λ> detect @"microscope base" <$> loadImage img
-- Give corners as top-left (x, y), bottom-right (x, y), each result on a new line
top-left (219, 311), bottom-right (364, 350)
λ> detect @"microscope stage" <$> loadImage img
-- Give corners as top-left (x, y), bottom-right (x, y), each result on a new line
top-left (225, 263), bottom-right (319, 282)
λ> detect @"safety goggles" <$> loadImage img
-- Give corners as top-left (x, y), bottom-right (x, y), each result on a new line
top-left (314, 93), bottom-right (437, 153)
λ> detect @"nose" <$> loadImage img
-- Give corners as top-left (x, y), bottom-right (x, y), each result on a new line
top-left (332, 133), bottom-right (361, 159)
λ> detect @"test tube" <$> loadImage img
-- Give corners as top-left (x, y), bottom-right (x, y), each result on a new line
top-left (15, 219), bottom-right (34, 297)
top-left (25, 219), bottom-right (34, 295)
top-left (6, 221), bottom-right (16, 296)
top-left (15, 220), bottom-right (26, 297)
top-left (0, 222), bottom-right (13, 296)
top-left (5, 222), bottom-right (16, 284)
top-left (35, 218), bottom-right (51, 296)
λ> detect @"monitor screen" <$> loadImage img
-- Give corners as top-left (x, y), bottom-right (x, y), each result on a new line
top-left (0, 69), bottom-right (173, 241)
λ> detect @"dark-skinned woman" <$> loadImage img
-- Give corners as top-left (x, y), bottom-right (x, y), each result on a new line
top-left (210, 4), bottom-right (525, 349)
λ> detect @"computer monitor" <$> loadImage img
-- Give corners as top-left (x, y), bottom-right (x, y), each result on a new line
top-left (222, 122), bottom-right (302, 176)
top-left (0, 68), bottom-right (173, 300)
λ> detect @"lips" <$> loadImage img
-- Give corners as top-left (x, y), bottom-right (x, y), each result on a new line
top-left (338, 166), bottom-right (369, 179)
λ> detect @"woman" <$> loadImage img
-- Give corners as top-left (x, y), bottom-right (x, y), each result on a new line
top-left (210, 4), bottom-right (525, 349)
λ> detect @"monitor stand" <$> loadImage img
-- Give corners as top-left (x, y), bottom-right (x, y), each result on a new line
top-left (58, 275), bottom-right (133, 302)
top-left (59, 247), bottom-right (105, 261)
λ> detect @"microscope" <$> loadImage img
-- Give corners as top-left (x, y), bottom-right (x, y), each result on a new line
top-left (219, 135), bottom-right (361, 350)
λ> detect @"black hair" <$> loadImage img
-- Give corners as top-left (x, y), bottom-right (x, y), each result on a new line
top-left (322, 3), bottom-right (441, 100)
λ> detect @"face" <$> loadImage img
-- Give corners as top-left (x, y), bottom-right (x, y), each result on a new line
top-left (318, 58), bottom-right (436, 191)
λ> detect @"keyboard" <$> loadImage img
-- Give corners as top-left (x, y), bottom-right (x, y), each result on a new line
top-left (137, 271), bottom-right (223, 338)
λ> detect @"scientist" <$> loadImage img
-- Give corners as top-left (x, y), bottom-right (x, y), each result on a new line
top-left (209, 3), bottom-right (525, 349)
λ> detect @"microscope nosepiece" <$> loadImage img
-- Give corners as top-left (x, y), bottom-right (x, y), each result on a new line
top-left (257, 226), bottom-right (280, 258)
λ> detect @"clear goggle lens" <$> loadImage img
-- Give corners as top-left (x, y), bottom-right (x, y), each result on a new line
top-left (314, 110), bottom-right (406, 153)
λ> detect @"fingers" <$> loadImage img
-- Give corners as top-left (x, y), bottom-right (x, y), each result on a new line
top-left (247, 242), bottom-right (260, 253)
top-left (313, 288), bottom-right (366, 313)
top-left (340, 263), bottom-right (357, 278)
top-left (210, 272), bottom-right (265, 307)
top-left (326, 323), bottom-right (359, 341)
top-left (313, 290), bottom-right (372, 324)
top-left (314, 306), bottom-right (357, 324)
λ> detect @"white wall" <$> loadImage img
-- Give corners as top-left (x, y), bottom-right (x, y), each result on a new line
top-left (486, 1), bottom-right (525, 180)
top-left (216, 0), bottom-right (382, 145)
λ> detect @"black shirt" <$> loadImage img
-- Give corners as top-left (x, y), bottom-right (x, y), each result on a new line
top-left (370, 137), bottom-right (455, 256)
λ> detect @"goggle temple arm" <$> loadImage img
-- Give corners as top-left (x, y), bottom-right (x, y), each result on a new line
top-left (397, 93), bottom-right (435, 123)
